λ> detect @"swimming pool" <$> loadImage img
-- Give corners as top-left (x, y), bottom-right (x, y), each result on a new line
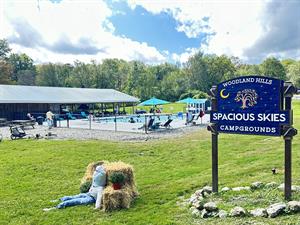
top-left (94, 114), bottom-right (185, 123)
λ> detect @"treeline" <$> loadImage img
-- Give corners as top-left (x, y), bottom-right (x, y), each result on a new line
top-left (1, 39), bottom-right (300, 101)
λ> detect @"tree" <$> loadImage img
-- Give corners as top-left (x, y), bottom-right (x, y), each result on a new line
top-left (287, 61), bottom-right (300, 87)
top-left (235, 64), bottom-right (261, 76)
top-left (0, 60), bottom-right (13, 84)
top-left (260, 57), bottom-right (286, 80)
top-left (0, 39), bottom-right (11, 60)
top-left (17, 70), bottom-right (36, 85)
top-left (36, 63), bottom-right (59, 86)
top-left (235, 89), bottom-right (258, 109)
top-left (68, 61), bottom-right (94, 88)
top-left (185, 52), bottom-right (209, 92)
top-left (9, 53), bottom-right (35, 82)
top-left (160, 69), bottom-right (187, 101)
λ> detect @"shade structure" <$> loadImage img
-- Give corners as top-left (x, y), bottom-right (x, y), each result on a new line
top-left (177, 97), bottom-right (198, 104)
top-left (139, 97), bottom-right (169, 106)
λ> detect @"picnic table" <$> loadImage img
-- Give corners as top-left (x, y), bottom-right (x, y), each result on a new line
top-left (10, 120), bottom-right (36, 128)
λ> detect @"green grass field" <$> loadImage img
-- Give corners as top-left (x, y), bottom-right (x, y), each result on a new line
top-left (1, 102), bottom-right (300, 225)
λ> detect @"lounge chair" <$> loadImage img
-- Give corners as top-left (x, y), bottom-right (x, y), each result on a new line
top-left (186, 115), bottom-right (195, 125)
top-left (10, 126), bottom-right (27, 140)
top-left (138, 118), bottom-right (155, 130)
top-left (66, 112), bottom-right (76, 120)
top-left (160, 119), bottom-right (173, 129)
top-left (81, 111), bottom-right (88, 118)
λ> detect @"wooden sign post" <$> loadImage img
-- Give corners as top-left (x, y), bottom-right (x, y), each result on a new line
top-left (208, 76), bottom-right (297, 200)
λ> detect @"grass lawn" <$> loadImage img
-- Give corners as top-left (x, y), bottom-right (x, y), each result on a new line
top-left (1, 102), bottom-right (300, 225)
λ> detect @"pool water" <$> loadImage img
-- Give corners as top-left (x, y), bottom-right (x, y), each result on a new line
top-left (95, 114), bottom-right (185, 123)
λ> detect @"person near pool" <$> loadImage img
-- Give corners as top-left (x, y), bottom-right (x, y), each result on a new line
top-left (43, 163), bottom-right (106, 211)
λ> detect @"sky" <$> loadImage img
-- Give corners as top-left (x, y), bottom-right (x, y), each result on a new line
top-left (0, 0), bottom-right (299, 65)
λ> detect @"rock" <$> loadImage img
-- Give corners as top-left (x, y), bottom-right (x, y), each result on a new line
top-left (189, 195), bottom-right (198, 204)
top-left (201, 209), bottom-right (210, 218)
top-left (265, 182), bottom-right (277, 188)
top-left (221, 187), bottom-right (231, 192)
top-left (287, 201), bottom-right (300, 213)
top-left (277, 183), bottom-right (300, 192)
top-left (230, 206), bottom-right (246, 217)
top-left (218, 210), bottom-right (228, 218)
top-left (192, 201), bottom-right (204, 210)
top-left (292, 185), bottom-right (300, 192)
top-left (266, 203), bottom-right (286, 218)
top-left (202, 186), bottom-right (212, 194)
top-left (191, 208), bottom-right (201, 218)
top-left (251, 182), bottom-right (264, 190)
top-left (194, 189), bottom-right (204, 197)
top-left (204, 202), bottom-right (218, 212)
top-left (232, 186), bottom-right (251, 191)
top-left (278, 183), bottom-right (284, 190)
top-left (250, 208), bottom-right (267, 217)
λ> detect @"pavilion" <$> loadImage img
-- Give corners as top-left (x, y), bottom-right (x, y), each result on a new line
top-left (0, 84), bottom-right (139, 120)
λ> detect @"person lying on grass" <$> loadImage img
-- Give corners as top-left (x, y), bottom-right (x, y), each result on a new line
top-left (43, 164), bottom-right (106, 211)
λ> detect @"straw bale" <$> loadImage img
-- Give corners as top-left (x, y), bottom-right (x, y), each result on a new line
top-left (105, 161), bottom-right (135, 186)
top-left (103, 186), bottom-right (131, 211)
top-left (81, 160), bottom-right (138, 211)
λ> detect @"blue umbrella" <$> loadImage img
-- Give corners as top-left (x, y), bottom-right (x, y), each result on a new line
top-left (177, 97), bottom-right (198, 104)
top-left (139, 97), bottom-right (170, 106)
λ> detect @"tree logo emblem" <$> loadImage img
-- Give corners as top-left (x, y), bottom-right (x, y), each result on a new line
top-left (234, 89), bottom-right (258, 109)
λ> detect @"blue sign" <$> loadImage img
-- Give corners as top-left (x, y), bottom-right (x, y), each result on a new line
top-left (210, 76), bottom-right (290, 136)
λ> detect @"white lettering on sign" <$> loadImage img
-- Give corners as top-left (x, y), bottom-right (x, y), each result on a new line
top-left (222, 77), bottom-right (273, 87)
top-left (212, 112), bottom-right (287, 122)
top-left (219, 125), bottom-right (277, 133)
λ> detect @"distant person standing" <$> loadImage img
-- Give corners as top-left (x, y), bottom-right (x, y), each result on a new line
top-left (46, 110), bottom-right (54, 129)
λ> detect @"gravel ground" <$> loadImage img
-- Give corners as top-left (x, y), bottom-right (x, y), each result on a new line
top-left (0, 124), bottom-right (206, 142)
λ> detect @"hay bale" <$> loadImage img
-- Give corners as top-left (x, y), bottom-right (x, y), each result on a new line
top-left (81, 160), bottom-right (138, 211)
top-left (103, 186), bottom-right (131, 211)
top-left (105, 161), bottom-right (135, 186)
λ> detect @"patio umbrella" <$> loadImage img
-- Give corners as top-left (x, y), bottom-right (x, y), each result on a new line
top-left (139, 97), bottom-right (170, 106)
top-left (176, 97), bottom-right (198, 104)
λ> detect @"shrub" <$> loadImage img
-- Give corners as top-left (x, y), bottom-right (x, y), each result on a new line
top-left (109, 171), bottom-right (126, 184)
top-left (80, 180), bottom-right (92, 193)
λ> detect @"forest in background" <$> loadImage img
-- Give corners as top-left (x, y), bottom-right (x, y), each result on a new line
top-left (1, 39), bottom-right (300, 101)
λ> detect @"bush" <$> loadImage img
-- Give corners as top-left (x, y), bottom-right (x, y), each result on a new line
top-left (80, 180), bottom-right (92, 193)
top-left (109, 171), bottom-right (126, 184)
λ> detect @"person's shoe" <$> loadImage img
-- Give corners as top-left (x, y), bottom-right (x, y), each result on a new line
top-left (50, 199), bottom-right (59, 203)
top-left (43, 207), bottom-right (56, 212)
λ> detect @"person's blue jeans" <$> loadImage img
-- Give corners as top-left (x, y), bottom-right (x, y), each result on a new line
top-left (57, 193), bottom-right (95, 209)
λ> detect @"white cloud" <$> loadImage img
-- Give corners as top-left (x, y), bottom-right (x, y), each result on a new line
top-left (0, 0), bottom-right (165, 64)
top-left (127, 0), bottom-right (269, 62)
top-left (171, 47), bottom-right (198, 64)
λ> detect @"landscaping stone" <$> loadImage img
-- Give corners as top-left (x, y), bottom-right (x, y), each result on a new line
top-left (202, 186), bottom-right (212, 194)
top-left (194, 189), bottom-right (204, 197)
top-left (265, 182), bottom-right (277, 188)
top-left (266, 203), bottom-right (286, 218)
top-left (278, 183), bottom-right (284, 190)
top-left (230, 206), bottom-right (246, 217)
top-left (232, 186), bottom-right (251, 191)
top-left (201, 209), bottom-right (210, 218)
top-left (189, 195), bottom-right (198, 204)
top-left (292, 185), bottom-right (300, 192)
top-left (191, 208), bottom-right (201, 218)
top-left (192, 201), bottom-right (204, 210)
top-left (203, 202), bottom-right (218, 212)
top-left (277, 183), bottom-right (300, 192)
top-left (287, 201), bottom-right (300, 213)
top-left (250, 208), bottom-right (267, 217)
top-left (218, 210), bottom-right (228, 218)
top-left (221, 187), bottom-right (231, 192)
top-left (251, 182), bottom-right (264, 190)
